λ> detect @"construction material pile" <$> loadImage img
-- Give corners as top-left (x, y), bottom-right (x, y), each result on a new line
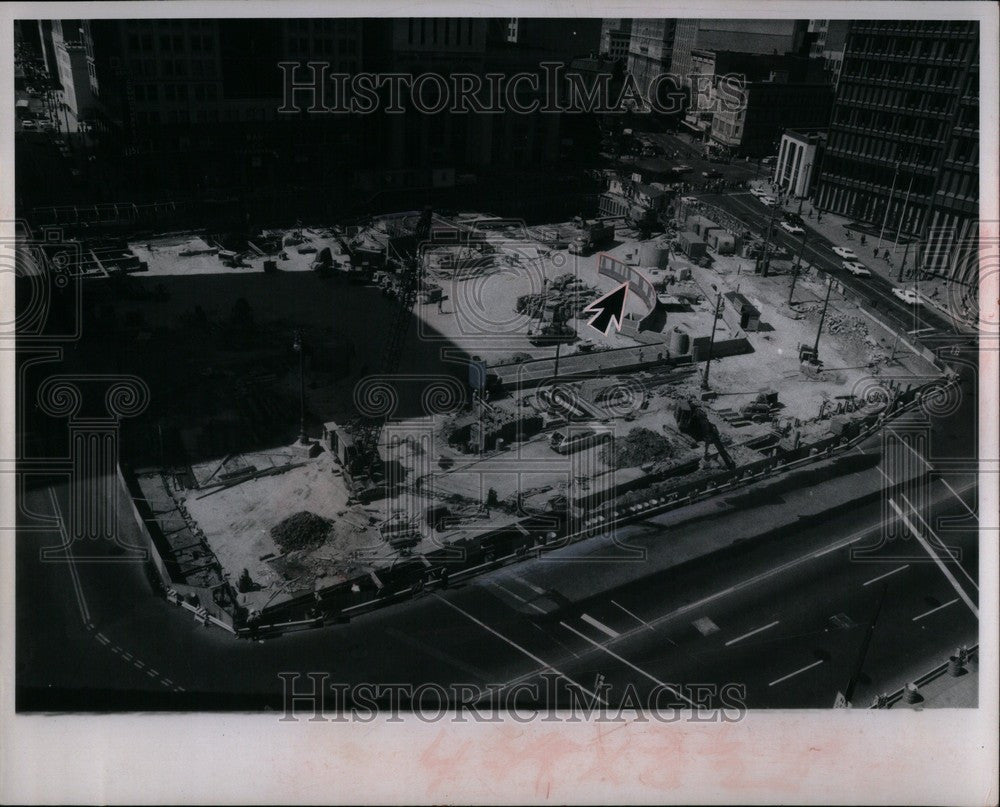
top-left (270, 511), bottom-right (333, 552)
top-left (515, 273), bottom-right (602, 318)
top-left (601, 427), bottom-right (675, 469)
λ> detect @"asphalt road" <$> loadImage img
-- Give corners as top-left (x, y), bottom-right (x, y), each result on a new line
top-left (16, 366), bottom-right (980, 711)
top-left (693, 190), bottom-right (961, 339)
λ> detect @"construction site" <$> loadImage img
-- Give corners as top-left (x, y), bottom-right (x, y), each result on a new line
top-left (117, 193), bottom-right (950, 632)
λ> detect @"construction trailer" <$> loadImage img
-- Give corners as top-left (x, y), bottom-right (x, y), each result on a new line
top-left (722, 291), bottom-right (761, 332)
top-left (677, 231), bottom-right (708, 260)
top-left (569, 219), bottom-right (616, 255)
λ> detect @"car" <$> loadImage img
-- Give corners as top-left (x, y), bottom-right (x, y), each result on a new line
top-left (832, 246), bottom-right (857, 260)
top-left (783, 211), bottom-right (805, 226)
top-left (761, 155), bottom-right (777, 166)
top-left (760, 196), bottom-right (777, 206)
top-left (21, 119), bottom-right (36, 129)
top-left (780, 221), bottom-right (805, 235)
top-left (680, 196), bottom-right (699, 204)
top-left (750, 187), bottom-right (767, 198)
top-left (671, 164), bottom-right (693, 174)
top-left (702, 169), bottom-right (723, 179)
top-left (842, 261), bottom-right (871, 277)
top-left (892, 287), bottom-right (921, 305)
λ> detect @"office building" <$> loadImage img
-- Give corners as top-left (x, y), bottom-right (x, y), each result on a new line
top-left (814, 20), bottom-right (979, 282)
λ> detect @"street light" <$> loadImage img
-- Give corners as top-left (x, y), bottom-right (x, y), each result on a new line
top-left (797, 162), bottom-right (812, 215)
top-left (292, 329), bottom-right (308, 445)
top-left (701, 284), bottom-right (723, 391)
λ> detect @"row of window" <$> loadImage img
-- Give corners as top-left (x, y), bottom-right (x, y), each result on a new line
top-left (846, 35), bottom-right (974, 63)
top-left (829, 131), bottom-right (939, 166)
top-left (128, 58), bottom-right (217, 79)
top-left (133, 82), bottom-right (220, 102)
top-left (842, 61), bottom-right (962, 88)
top-left (127, 33), bottom-right (215, 53)
top-left (406, 18), bottom-right (476, 47)
top-left (832, 107), bottom-right (948, 141)
top-left (836, 83), bottom-right (956, 114)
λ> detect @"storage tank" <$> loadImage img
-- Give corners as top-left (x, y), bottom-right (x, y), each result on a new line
top-left (640, 241), bottom-right (670, 268)
top-left (669, 327), bottom-right (690, 355)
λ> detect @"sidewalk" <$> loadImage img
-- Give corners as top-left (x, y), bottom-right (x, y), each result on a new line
top-left (748, 177), bottom-right (977, 333)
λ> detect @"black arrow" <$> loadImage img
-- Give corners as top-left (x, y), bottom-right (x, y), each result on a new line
top-left (584, 282), bottom-right (629, 335)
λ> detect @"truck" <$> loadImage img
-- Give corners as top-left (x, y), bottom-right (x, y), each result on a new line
top-left (568, 220), bottom-right (616, 255)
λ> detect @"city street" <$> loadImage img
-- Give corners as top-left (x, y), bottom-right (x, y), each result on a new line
top-left (16, 344), bottom-right (979, 711)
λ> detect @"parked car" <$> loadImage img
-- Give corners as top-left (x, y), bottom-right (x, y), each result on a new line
top-left (832, 246), bottom-right (857, 260)
top-left (750, 187), bottom-right (767, 198)
top-left (702, 169), bottom-right (723, 179)
top-left (680, 196), bottom-right (699, 205)
top-left (892, 287), bottom-right (921, 305)
top-left (761, 155), bottom-right (778, 166)
top-left (780, 221), bottom-right (805, 235)
top-left (20, 119), bottom-right (36, 130)
top-left (843, 261), bottom-right (871, 277)
top-left (671, 164), bottom-right (693, 175)
top-left (761, 196), bottom-right (777, 206)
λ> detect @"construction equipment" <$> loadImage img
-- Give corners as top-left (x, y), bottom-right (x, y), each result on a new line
top-left (674, 400), bottom-right (736, 470)
top-left (347, 207), bottom-right (434, 490)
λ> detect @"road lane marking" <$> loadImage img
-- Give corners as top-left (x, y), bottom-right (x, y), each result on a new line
top-left (489, 581), bottom-right (548, 614)
top-left (887, 428), bottom-right (933, 471)
top-left (813, 534), bottom-right (867, 558)
top-left (899, 491), bottom-right (979, 592)
top-left (47, 489), bottom-right (92, 627)
top-left (559, 621), bottom-right (697, 708)
top-left (912, 598), bottom-right (959, 622)
top-left (725, 620), bottom-right (779, 646)
top-left (769, 659), bottom-right (824, 687)
top-left (511, 574), bottom-right (545, 595)
top-left (580, 613), bottom-right (620, 639)
top-left (862, 564), bottom-right (909, 587)
top-left (888, 498), bottom-right (979, 619)
top-left (611, 599), bottom-right (655, 631)
top-left (432, 593), bottom-right (606, 704)
top-left (940, 479), bottom-right (977, 521)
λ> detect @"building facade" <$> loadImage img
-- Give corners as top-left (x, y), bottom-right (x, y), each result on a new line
top-left (670, 19), bottom-right (810, 84)
top-left (814, 20), bottom-right (979, 281)
top-left (807, 19), bottom-right (850, 86)
top-left (600, 19), bottom-right (632, 62)
top-left (773, 129), bottom-right (826, 197)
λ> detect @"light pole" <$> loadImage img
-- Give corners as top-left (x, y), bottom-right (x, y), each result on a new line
top-left (701, 285), bottom-right (722, 391)
top-left (877, 160), bottom-right (900, 250)
top-left (292, 329), bottom-right (308, 444)
top-left (813, 277), bottom-right (834, 361)
top-left (789, 230), bottom-right (808, 304)
top-left (797, 162), bottom-right (812, 215)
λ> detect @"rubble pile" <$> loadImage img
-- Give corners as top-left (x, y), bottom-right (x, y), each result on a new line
top-left (270, 511), bottom-right (333, 552)
top-left (601, 427), bottom-right (675, 469)
top-left (515, 273), bottom-right (602, 318)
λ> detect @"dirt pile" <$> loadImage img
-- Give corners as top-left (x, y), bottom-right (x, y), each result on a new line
top-left (601, 427), bottom-right (675, 469)
top-left (270, 511), bottom-right (333, 552)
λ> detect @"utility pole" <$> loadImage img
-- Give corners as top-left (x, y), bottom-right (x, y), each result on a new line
top-left (757, 211), bottom-right (777, 277)
top-left (789, 230), bottom-right (808, 304)
top-left (897, 239), bottom-right (911, 282)
top-left (797, 162), bottom-right (811, 215)
top-left (813, 277), bottom-right (834, 360)
top-left (553, 341), bottom-right (561, 380)
top-left (877, 161), bottom-right (900, 250)
top-left (893, 172), bottom-right (915, 251)
top-left (701, 288), bottom-right (723, 390)
top-left (293, 330), bottom-right (308, 444)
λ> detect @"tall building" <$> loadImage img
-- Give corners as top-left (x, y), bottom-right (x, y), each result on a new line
top-left (807, 19), bottom-right (850, 86)
top-left (502, 18), bottom-right (602, 61)
top-left (669, 19), bottom-right (810, 84)
top-left (600, 19), bottom-right (632, 62)
top-left (626, 19), bottom-right (677, 98)
top-left (814, 21), bottom-right (979, 282)
top-left (683, 50), bottom-right (833, 149)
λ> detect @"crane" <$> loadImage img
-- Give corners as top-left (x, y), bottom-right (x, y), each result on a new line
top-left (348, 207), bottom-right (434, 488)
